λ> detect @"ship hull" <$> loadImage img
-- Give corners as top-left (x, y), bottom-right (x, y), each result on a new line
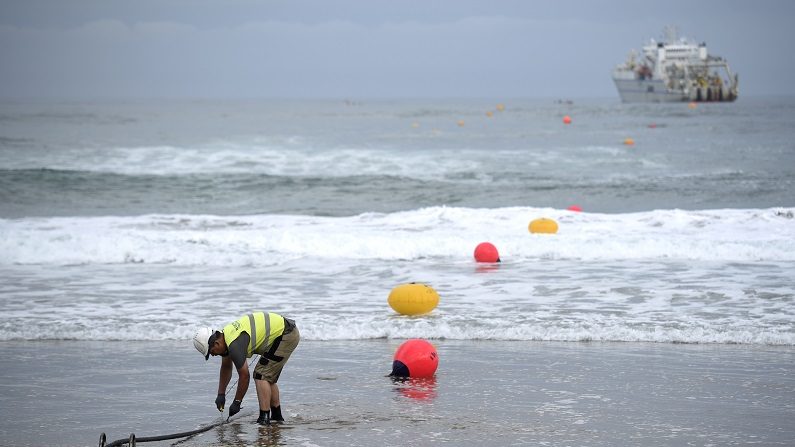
top-left (613, 77), bottom-right (738, 103)
top-left (613, 78), bottom-right (687, 103)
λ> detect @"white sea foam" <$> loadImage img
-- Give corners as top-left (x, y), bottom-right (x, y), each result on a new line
top-left (1, 207), bottom-right (793, 266)
top-left (0, 142), bottom-right (488, 180)
top-left (2, 303), bottom-right (793, 345)
top-left (0, 139), bottom-right (673, 185)
top-left (2, 207), bottom-right (792, 345)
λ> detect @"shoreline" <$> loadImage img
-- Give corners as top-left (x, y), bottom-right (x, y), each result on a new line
top-left (1, 339), bottom-right (793, 446)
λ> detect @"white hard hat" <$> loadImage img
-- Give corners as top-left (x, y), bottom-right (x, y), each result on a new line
top-left (192, 326), bottom-right (216, 360)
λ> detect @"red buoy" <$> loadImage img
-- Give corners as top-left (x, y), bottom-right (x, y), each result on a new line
top-left (567, 205), bottom-right (582, 212)
top-left (563, 115), bottom-right (572, 124)
top-left (390, 339), bottom-right (439, 378)
top-left (474, 242), bottom-right (500, 263)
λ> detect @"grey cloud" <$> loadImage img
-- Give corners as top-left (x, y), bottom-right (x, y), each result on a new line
top-left (1, 1), bottom-right (794, 99)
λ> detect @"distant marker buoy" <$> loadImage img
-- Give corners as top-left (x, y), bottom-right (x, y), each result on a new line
top-left (486, 111), bottom-right (494, 118)
top-left (688, 102), bottom-right (697, 109)
top-left (563, 115), bottom-right (572, 124)
top-left (648, 123), bottom-right (657, 128)
top-left (411, 122), bottom-right (420, 128)
top-left (388, 283), bottom-right (439, 316)
top-left (390, 339), bottom-right (439, 378)
top-left (474, 242), bottom-right (501, 263)
top-left (496, 103), bottom-right (505, 112)
top-left (623, 137), bottom-right (635, 145)
top-left (457, 119), bottom-right (465, 127)
top-left (529, 218), bottom-right (559, 234)
top-left (567, 205), bottom-right (582, 212)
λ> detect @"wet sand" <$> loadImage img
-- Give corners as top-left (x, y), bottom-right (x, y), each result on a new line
top-left (1, 339), bottom-right (793, 446)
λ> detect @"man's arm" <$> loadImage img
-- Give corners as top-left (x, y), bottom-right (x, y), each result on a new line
top-left (218, 356), bottom-right (233, 395)
top-left (227, 334), bottom-right (251, 402)
top-left (235, 362), bottom-right (250, 402)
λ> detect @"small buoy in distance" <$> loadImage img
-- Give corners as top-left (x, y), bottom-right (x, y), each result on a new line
top-left (563, 115), bottom-right (572, 124)
top-left (474, 242), bottom-right (500, 263)
top-left (390, 339), bottom-right (439, 378)
top-left (567, 205), bottom-right (582, 212)
top-left (486, 111), bottom-right (494, 118)
top-left (688, 102), bottom-right (697, 109)
top-left (496, 103), bottom-right (505, 112)
top-left (623, 137), bottom-right (635, 145)
top-left (411, 122), bottom-right (420, 128)
top-left (388, 283), bottom-right (439, 316)
top-left (457, 119), bottom-right (465, 127)
top-left (648, 123), bottom-right (657, 128)
top-left (529, 217), bottom-right (558, 234)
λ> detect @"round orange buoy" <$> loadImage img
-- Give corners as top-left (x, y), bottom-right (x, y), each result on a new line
top-left (567, 205), bottom-right (582, 212)
top-left (563, 115), bottom-right (572, 124)
top-left (474, 242), bottom-right (500, 263)
top-left (623, 137), bottom-right (635, 145)
top-left (485, 111), bottom-right (494, 118)
top-left (390, 339), bottom-right (438, 378)
top-left (457, 119), bottom-right (465, 127)
top-left (688, 102), bottom-right (697, 109)
top-left (496, 103), bottom-right (505, 112)
top-left (388, 283), bottom-right (439, 316)
top-left (529, 218), bottom-right (558, 234)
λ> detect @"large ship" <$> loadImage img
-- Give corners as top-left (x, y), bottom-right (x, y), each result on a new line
top-left (612, 27), bottom-right (738, 103)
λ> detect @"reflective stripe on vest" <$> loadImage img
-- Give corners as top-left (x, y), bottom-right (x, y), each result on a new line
top-left (248, 313), bottom-right (257, 354)
top-left (248, 313), bottom-right (271, 355)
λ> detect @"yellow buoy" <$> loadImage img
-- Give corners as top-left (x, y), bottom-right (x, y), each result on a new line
top-left (486, 111), bottom-right (494, 118)
top-left (529, 218), bottom-right (558, 234)
top-left (388, 283), bottom-right (439, 316)
top-left (496, 103), bottom-right (505, 112)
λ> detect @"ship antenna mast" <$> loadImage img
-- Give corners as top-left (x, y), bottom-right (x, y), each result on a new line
top-left (663, 25), bottom-right (679, 43)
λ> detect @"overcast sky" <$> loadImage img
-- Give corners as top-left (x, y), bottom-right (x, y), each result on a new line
top-left (1, 0), bottom-right (793, 99)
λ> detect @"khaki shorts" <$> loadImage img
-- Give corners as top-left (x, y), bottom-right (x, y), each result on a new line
top-left (253, 322), bottom-right (299, 383)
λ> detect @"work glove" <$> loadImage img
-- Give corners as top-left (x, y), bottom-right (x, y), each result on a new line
top-left (229, 400), bottom-right (242, 418)
top-left (215, 394), bottom-right (225, 412)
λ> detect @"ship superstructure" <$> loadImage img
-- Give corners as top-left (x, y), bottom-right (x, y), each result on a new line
top-left (612, 27), bottom-right (738, 103)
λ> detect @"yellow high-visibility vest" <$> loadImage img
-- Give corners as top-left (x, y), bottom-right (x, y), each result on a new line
top-left (222, 312), bottom-right (285, 357)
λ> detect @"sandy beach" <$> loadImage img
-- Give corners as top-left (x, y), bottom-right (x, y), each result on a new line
top-left (1, 339), bottom-right (793, 446)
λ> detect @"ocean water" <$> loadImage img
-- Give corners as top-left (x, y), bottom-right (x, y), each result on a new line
top-left (1, 97), bottom-right (794, 346)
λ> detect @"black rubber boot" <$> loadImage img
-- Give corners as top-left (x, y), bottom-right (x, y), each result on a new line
top-left (270, 405), bottom-right (284, 423)
top-left (256, 410), bottom-right (270, 425)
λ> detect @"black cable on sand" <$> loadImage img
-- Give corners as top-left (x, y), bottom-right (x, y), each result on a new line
top-left (99, 414), bottom-right (243, 447)
top-left (100, 354), bottom-right (260, 446)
